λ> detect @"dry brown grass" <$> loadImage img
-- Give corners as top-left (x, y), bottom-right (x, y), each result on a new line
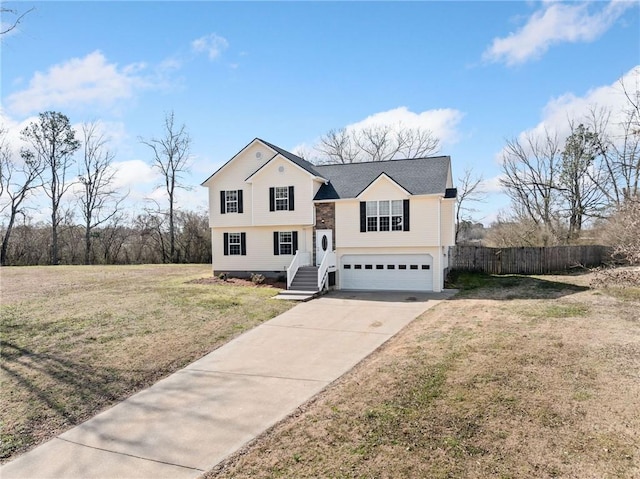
top-left (0, 264), bottom-right (293, 463)
top-left (207, 272), bottom-right (640, 479)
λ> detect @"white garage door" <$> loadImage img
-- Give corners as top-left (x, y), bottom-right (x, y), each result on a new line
top-left (340, 254), bottom-right (433, 291)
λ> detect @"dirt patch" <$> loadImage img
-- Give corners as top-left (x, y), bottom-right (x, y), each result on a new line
top-left (206, 272), bottom-right (640, 479)
top-left (187, 276), bottom-right (286, 289)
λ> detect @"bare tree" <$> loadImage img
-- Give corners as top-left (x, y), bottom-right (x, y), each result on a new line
top-left (500, 129), bottom-right (563, 245)
top-left (140, 111), bottom-right (191, 263)
top-left (558, 122), bottom-right (608, 240)
top-left (455, 168), bottom-right (486, 243)
top-left (585, 71), bottom-right (640, 205)
top-left (316, 129), bottom-right (360, 164)
top-left (0, 129), bottom-right (45, 265)
top-left (21, 111), bottom-right (80, 265)
top-left (601, 196), bottom-right (640, 265)
top-left (1, 6), bottom-right (33, 36)
top-left (77, 122), bottom-right (126, 264)
top-left (315, 124), bottom-right (439, 164)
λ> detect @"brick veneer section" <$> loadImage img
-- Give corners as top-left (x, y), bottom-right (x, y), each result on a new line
top-left (314, 202), bottom-right (336, 264)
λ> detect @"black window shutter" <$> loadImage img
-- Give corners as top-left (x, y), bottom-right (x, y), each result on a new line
top-left (403, 199), bottom-right (410, 231)
top-left (240, 232), bottom-right (246, 255)
top-left (269, 187), bottom-right (275, 212)
top-left (220, 191), bottom-right (226, 214)
top-left (288, 186), bottom-right (295, 211)
top-left (292, 231), bottom-right (298, 253)
top-left (360, 202), bottom-right (366, 232)
top-left (237, 190), bottom-right (243, 213)
top-left (273, 231), bottom-right (279, 255)
top-left (223, 233), bottom-right (229, 255)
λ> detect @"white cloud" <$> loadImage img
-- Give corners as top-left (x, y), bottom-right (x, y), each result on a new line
top-left (527, 65), bottom-right (638, 142)
top-left (5, 51), bottom-right (161, 116)
top-left (497, 65), bottom-right (639, 161)
top-left (480, 175), bottom-right (505, 194)
top-left (191, 33), bottom-right (229, 60)
top-left (483, 1), bottom-right (633, 66)
top-left (112, 159), bottom-right (159, 192)
top-left (345, 106), bottom-right (465, 146)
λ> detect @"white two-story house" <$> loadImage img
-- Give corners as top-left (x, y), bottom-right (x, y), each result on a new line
top-left (202, 138), bottom-right (457, 293)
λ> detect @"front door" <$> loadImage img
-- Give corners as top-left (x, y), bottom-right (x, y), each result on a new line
top-left (315, 229), bottom-right (333, 266)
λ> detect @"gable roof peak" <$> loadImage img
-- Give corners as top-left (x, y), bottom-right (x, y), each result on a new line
top-left (256, 138), bottom-right (325, 179)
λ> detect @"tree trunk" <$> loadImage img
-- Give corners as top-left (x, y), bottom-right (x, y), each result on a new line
top-left (84, 218), bottom-right (91, 265)
top-left (169, 199), bottom-right (175, 263)
top-left (51, 210), bottom-right (59, 265)
top-left (0, 208), bottom-right (16, 266)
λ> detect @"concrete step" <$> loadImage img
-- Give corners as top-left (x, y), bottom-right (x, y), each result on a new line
top-left (273, 290), bottom-right (319, 301)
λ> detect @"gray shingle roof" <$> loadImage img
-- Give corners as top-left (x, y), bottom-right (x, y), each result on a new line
top-left (202, 139), bottom-right (452, 199)
top-left (313, 156), bottom-right (452, 200)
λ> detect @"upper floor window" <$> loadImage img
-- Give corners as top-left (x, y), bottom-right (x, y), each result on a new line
top-left (220, 190), bottom-right (243, 214)
top-left (269, 186), bottom-right (295, 212)
top-left (275, 187), bottom-right (289, 211)
top-left (360, 199), bottom-right (410, 232)
top-left (225, 191), bottom-right (238, 213)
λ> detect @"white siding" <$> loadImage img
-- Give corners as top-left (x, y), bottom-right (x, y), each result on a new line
top-left (440, 198), bottom-right (455, 247)
top-left (212, 226), bottom-right (314, 273)
top-left (358, 175), bottom-right (409, 199)
top-left (208, 142), bottom-right (271, 228)
top-left (250, 156), bottom-right (315, 227)
top-left (335, 196), bottom-right (441, 248)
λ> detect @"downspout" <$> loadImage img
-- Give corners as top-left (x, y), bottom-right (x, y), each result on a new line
top-left (437, 197), bottom-right (442, 292)
top-left (250, 183), bottom-right (254, 226)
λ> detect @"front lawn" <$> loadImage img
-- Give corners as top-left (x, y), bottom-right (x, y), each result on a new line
top-left (207, 272), bottom-right (640, 479)
top-left (0, 264), bottom-right (293, 463)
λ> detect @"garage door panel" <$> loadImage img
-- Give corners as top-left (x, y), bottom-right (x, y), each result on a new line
top-left (340, 254), bottom-right (433, 291)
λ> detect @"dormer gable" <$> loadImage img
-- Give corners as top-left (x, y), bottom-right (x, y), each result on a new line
top-left (356, 172), bottom-right (411, 200)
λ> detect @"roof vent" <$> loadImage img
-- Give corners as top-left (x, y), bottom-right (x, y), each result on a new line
top-left (255, 151), bottom-right (262, 159)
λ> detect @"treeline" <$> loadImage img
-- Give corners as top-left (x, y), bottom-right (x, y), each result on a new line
top-left (493, 68), bottom-right (640, 247)
top-left (1, 110), bottom-right (207, 266)
top-left (1, 210), bottom-right (211, 266)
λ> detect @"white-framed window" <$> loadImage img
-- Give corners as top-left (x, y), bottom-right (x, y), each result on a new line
top-left (275, 187), bottom-right (289, 211)
top-left (228, 233), bottom-right (242, 255)
top-left (220, 189), bottom-right (242, 214)
top-left (366, 201), bottom-right (378, 231)
top-left (391, 200), bottom-right (403, 231)
top-left (225, 190), bottom-right (238, 213)
top-left (366, 200), bottom-right (404, 232)
top-left (279, 231), bottom-right (293, 255)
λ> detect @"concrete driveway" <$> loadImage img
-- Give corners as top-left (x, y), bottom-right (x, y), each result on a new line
top-left (1, 290), bottom-right (454, 479)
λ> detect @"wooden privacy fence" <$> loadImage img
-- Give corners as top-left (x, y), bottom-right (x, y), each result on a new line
top-left (448, 245), bottom-right (611, 275)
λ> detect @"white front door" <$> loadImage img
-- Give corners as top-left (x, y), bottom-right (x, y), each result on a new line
top-left (315, 229), bottom-right (333, 266)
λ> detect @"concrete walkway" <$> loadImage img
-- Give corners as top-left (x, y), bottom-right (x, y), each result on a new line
top-left (1, 290), bottom-right (454, 479)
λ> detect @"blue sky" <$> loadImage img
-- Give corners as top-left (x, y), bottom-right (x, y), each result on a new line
top-left (1, 1), bottom-right (639, 224)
